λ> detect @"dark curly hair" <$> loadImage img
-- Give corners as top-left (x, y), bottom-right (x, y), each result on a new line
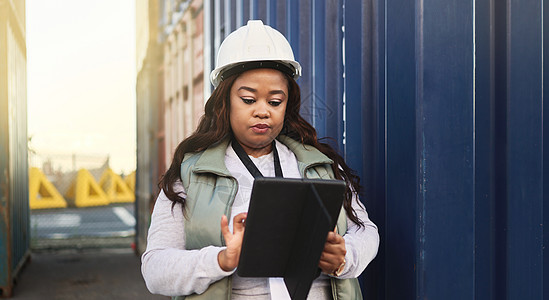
top-left (159, 71), bottom-right (364, 227)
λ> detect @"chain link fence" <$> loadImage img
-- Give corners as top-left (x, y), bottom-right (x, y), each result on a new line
top-left (28, 152), bottom-right (136, 250)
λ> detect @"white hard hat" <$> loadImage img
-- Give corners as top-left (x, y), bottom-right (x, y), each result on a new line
top-left (210, 20), bottom-right (302, 87)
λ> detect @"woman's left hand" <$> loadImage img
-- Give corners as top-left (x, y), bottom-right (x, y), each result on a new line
top-left (318, 231), bottom-right (346, 275)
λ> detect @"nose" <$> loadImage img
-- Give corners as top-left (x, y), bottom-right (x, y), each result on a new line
top-left (253, 102), bottom-right (269, 118)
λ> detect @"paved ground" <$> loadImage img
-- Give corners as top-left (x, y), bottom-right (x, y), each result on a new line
top-left (10, 248), bottom-right (168, 300)
top-left (31, 204), bottom-right (136, 240)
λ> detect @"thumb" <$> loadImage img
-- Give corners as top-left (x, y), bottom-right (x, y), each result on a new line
top-left (232, 213), bottom-right (247, 233)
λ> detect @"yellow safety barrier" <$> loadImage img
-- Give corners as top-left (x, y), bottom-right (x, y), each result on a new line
top-left (65, 169), bottom-right (110, 207)
top-left (124, 171), bottom-right (136, 192)
top-left (99, 168), bottom-right (135, 203)
top-left (28, 167), bottom-right (67, 209)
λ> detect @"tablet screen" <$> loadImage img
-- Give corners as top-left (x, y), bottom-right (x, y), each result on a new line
top-left (237, 177), bottom-right (346, 278)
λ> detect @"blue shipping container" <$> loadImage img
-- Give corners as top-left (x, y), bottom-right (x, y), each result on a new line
top-left (202, 0), bottom-right (548, 298)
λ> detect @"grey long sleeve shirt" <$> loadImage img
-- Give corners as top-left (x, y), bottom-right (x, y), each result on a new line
top-left (141, 140), bottom-right (379, 298)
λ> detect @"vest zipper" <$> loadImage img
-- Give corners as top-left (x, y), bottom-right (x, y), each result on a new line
top-left (220, 176), bottom-right (239, 247)
top-left (330, 277), bottom-right (338, 299)
top-left (225, 176), bottom-right (238, 300)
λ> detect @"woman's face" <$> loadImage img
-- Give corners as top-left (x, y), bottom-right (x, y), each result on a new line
top-left (229, 68), bottom-right (288, 157)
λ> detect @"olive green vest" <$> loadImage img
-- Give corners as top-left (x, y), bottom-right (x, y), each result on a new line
top-left (175, 135), bottom-right (362, 300)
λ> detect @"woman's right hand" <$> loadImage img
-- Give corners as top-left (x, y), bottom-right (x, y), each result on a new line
top-left (217, 212), bottom-right (247, 271)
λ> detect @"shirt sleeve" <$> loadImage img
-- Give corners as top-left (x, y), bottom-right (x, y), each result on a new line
top-left (141, 183), bottom-right (234, 296)
top-left (336, 194), bottom-right (380, 279)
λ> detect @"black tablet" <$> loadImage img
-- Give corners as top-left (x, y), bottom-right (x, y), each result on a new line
top-left (236, 177), bottom-right (346, 299)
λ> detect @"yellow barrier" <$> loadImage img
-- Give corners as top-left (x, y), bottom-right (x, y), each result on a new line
top-left (99, 168), bottom-right (135, 203)
top-left (124, 171), bottom-right (136, 192)
top-left (65, 169), bottom-right (110, 207)
top-left (29, 167), bottom-right (67, 209)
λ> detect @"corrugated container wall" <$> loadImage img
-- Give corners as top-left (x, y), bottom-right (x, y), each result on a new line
top-left (204, 1), bottom-right (549, 298)
top-left (161, 0), bottom-right (204, 167)
top-left (136, 0), bottom-right (549, 298)
top-left (135, 0), bottom-right (161, 254)
top-left (0, 0), bottom-right (30, 297)
top-left (382, 0), bottom-right (548, 298)
top-left (135, 0), bottom-right (205, 254)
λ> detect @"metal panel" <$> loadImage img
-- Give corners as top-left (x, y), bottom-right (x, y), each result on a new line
top-left (541, 0), bottom-right (549, 295)
top-left (362, 0), bottom-right (386, 298)
top-left (286, 0), bottom-right (299, 60)
top-left (213, 0), bottom-right (222, 54)
top-left (0, 0), bottom-right (30, 296)
top-left (236, 0), bottom-right (243, 28)
top-left (266, 0), bottom-right (277, 27)
top-left (8, 31), bottom-right (29, 289)
top-left (493, 0), bottom-right (509, 298)
top-left (242, 0), bottom-right (249, 26)
top-left (361, 0), bottom-right (386, 297)
top-left (506, 0), bottom-right (543, 298)
top-left (343, 0), bottom-right (364, 179)
top-left (384, 0), bottom-right (417, 298)
top-left (324, 0), bottom-right (344, 152)
top-left (473, 0), bottom-right (496, 298)
top-left (342, 4), bottom-right (385, 297)
top-left (310, 0), bottom-right (325, 134)
top-left (255, 0), bottom-right (266, 21)
top-left (274, 0), bottom-right (286, 37)
top-left (298, 0), bottom-right (312, 125)
top-left (224, 0), bottom-right (231, 35)
top-left (250, 0), bottom-right (258, 20)
top-left (418, 0), bottom-right (475, 298)
top-left (0, 2), bottom-right (10, 294)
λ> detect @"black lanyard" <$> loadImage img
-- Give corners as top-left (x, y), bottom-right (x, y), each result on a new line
top-left (231, 138), bottom-right (283, 178)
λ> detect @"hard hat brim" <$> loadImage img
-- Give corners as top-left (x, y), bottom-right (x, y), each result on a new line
top-left (210, 59), bottom-right (301, 87)
top-left (220, 61), bottom-right (296, 81)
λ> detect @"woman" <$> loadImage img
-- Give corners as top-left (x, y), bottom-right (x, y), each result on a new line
top-left (141, 20), bottom-right (379, 299)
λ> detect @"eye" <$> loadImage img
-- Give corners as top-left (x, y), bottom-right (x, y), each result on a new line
top-left (269, 100), bottom-right (282, 107)
top-left (240, 97), bottom-right (255, 104)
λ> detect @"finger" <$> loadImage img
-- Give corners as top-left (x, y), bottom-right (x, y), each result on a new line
top-left (322, 240), bottom-right (347, 259)
top-left (319, 253), bottom-right (333, 265)
top-left (233, 213), bottom-right (247, 232)
top-left (319, 250), bottom-right (338, 263)
top-left (325, 231), bottom-right (340, 244)
top-left (326, 231), bottom-right (335, 242)
top-left (318, 260), bottom-right (331, 272)
top-left (233, 212), bottom-right (248, 223)
top-left (318, 258), bottom-right (338, 274)
top-left (322, 240), bottom-right (338, 255)
top-left (319, 252), bottom-right (345, 273)
top-left (220, 215), bottom-right (230, 237)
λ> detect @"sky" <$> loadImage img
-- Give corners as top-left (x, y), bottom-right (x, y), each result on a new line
top-left (26, 0), bottom-right (136, 174)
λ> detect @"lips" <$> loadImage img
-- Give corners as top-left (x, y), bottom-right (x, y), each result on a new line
top-left (252, 124), bottom-right (269, 129)
top-left (251, 123), bottom-right (270, 133)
